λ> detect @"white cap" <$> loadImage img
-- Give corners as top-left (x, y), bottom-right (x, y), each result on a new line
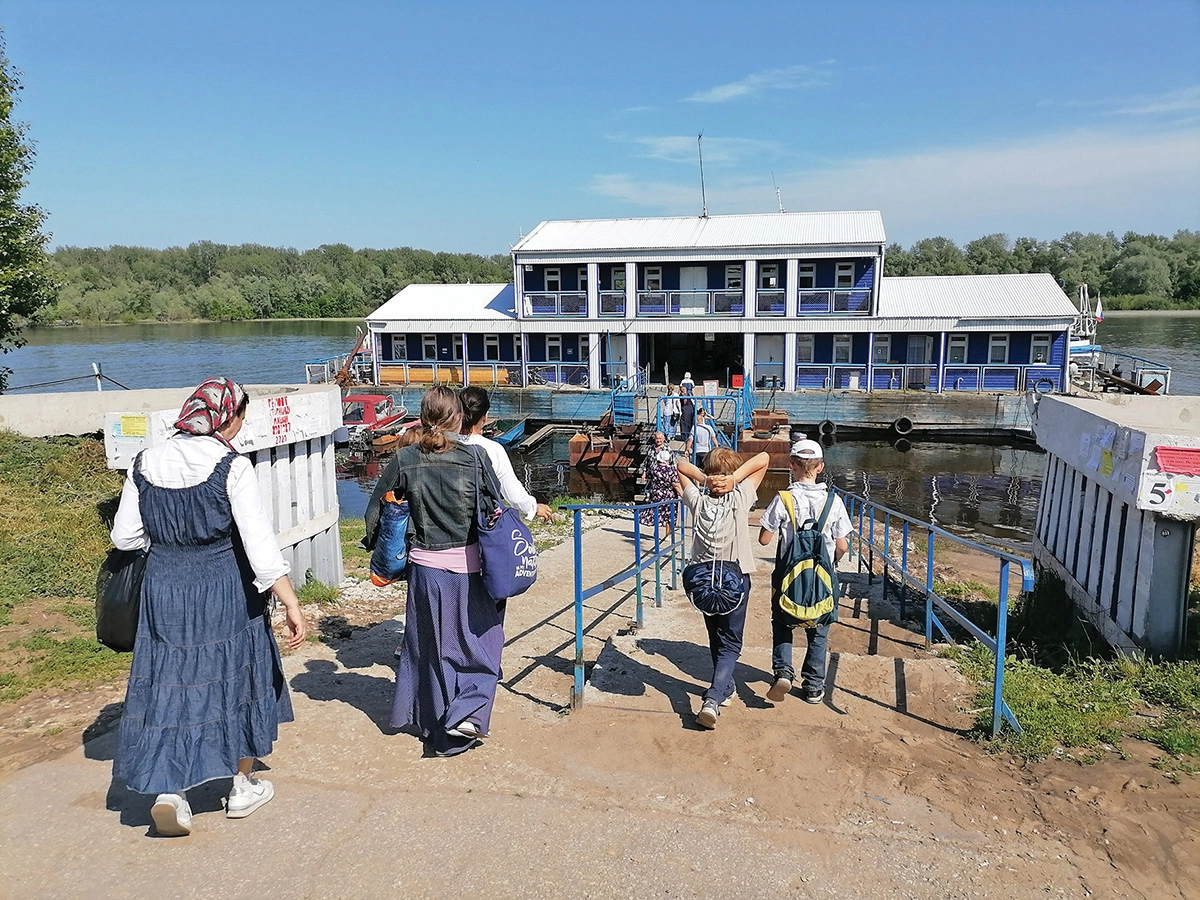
top-left (683, 372), bottom-right (692, 380)
top-left (790, 439), bottom-right (823, 459)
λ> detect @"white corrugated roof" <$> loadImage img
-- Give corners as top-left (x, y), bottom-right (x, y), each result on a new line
top-left (512, 211), bottom-right (885, 254)
top-left (366, 283), bottom-right (515, 322)
top-left (878, 273), bottom-right (1077, 320)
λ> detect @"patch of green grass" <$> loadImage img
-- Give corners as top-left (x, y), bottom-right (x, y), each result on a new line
top-left (0, 433), bottom-right (123, 626)
top-left (340, 518), bottom-right (370, 566)
top-left (1139, 714), bottom-right (1200, 757)
top-left (0, 629), bottom-right (129, 702)
top-left (57, 600), bottom-right (96, 629)
top-left (296, 579), bottom-right (340, 604)
top-left (934, 578), bottom-right (999, 603)
top-left (951, 645), bottom-right (1137, 759)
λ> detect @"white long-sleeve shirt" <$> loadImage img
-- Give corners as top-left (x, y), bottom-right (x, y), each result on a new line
top-left (111, 434), bottom-right (290, 593)
top-left (455, 433), bottom-right (539, 521)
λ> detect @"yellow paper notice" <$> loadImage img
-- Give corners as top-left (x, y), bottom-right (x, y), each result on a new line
top-left (120, 415), bottom-right (148, 437)
top-left (1100, 449), bottom-right (1113, 477)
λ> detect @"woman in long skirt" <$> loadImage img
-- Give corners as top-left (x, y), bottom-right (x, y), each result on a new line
top-left (640, 431), bottom-right (679, 529)
top-left (111, 378), bottom-right (306, 836)
top-left (364, 386), bottom-right (505, 757)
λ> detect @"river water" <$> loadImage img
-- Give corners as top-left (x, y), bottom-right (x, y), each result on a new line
top-left (9, 313), bottom-right (1198, 545)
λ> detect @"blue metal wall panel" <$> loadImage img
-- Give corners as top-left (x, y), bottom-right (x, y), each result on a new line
top-left (1010, 332), bottom-right (1032, 365)
top-left (815, 333), bottom-right (834, 362)
top-left (1051, 332), bottom-right (1066, 366)
top-left (967, 334), bottom-right (989, 364)
top-left (852, 334), bottom-right (869, 365)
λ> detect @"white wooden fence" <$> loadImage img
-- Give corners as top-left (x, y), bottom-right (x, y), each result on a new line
top-left (1031, 394), bottom-right (1198, 657)
top-left (103, 384), bottom-right (344, 587)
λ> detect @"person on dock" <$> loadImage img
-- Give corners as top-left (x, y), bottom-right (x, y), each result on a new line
top-left (677, 449), bottom-right (770, 729)
top-left (757, 439), bottom-right (851, 706)
top-left (457, 386), bottom-right (553, 523)
top-left (679, 390), bottom-right (695, 445)
top-left (364, 385), bottom-right (507, 756)
top-left (661, 384), bottom-right (682, 440)
top-left (681, 371), bottom-right (695, 396)
top-left (639, 431), bottom-right (678, 531)
top-left (687, 406), bottom-right (719, 468)
top-left (110, 377), bottom-right (306, 837)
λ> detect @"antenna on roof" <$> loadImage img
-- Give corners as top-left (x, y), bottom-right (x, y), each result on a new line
top-left (772, 171), bottom-right (785, 213)
top-left (697, 132), bottom-right (708, 218)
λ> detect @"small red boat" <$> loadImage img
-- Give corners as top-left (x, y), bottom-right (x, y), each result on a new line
top-left (342, 394), bottom-right (409, 449)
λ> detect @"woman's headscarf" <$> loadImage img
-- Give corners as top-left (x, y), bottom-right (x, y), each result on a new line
top-left (174, 377), bottom-right (246, 441)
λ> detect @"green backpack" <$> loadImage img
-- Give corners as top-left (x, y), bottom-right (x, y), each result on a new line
top-left (771, 489), bottom-right (839, 628)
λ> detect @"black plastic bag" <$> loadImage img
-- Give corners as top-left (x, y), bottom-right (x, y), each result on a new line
top-left (95, 548), bottom-right (147, 652)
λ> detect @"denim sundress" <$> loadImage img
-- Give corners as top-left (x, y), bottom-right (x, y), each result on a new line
top-left (114, 450), bottom-right (293, 795)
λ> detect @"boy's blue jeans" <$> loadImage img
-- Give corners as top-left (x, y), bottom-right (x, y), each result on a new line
top-left (771, 610), bottom-right (829, 692)
top-left (701, 574), bottom-right (750, 704)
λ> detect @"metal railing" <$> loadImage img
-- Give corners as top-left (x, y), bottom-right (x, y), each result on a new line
top-left (566, 498), bottom-right (686, 708)
top-left (652, 391), bottom-right (746, 452)
top-left (599, 291), bottom-right (626, 316)
top-left (636, 290), bottom-right (745, 316)
top-left (788, 363), bottom-right (1066, 393)
top-left (305, 352), bottom-right (375, 384)
top-left (755, 289), bottom-right (786, 316)
top-left (797, 289), bottom-right (872, 315)
top-left (524, 291), bottom-right (588, 317)
top-left (1074, 349), bottom-right (1172, 394)
top-left (837, 490), bottom-right (1034, 736)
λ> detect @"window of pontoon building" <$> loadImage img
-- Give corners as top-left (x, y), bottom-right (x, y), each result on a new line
top-left (873, 335), bottom-right (890, 364)
top-left (1031, 333), bottom-right (1051, 364)
top-left (835, 262), bottom-right (855, 289)
top-left (833, 334), bottom-right (852, 364)
top-left (422, 334), bottom-right (437, 360)
top-left (514, 336), bottom-right (523, 360)
top-left (988, 334), bottom-right (1009, 364)
top-left (798, 263), bottom-right (816, 289)
top-left (612, 267), bottom-right (626, 291)
top-left (484, 334), bottom-right (500, 361)
top-left (644, 267), bottom-right (662, 292)
top-left (578, 335), bottom-right (590, 360)
top-left (725, 265), bottom-right (743, 290)
top-left (391, 335), bottom-right (407, 360)
top-left (452, 335), bottom-right (464, 361)
top-left (947, 334), bottom-right (968, 364)
top-left (760, 264), bottom-right (779, 289)
top-left (796, 334), bottom-right (815, 364)
top-left (546, 334), bottom-right (562, 362)
top-left (545, 268), bottom-right (561, 292)
top-left (577, 267), bottom-right (588, 292)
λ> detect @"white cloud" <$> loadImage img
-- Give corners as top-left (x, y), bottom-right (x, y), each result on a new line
top-left (589, 127), bottom-right (1200, 244)
top-left (624, 135), bottom-right (778, 166)
top-left (1111, 84), bottom-right (1200, 116)
top-left (685, 63), bottom-right (833, 103)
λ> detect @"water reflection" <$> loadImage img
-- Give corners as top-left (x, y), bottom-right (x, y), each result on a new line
top-left (338, 435), bottom-right (1045, 547)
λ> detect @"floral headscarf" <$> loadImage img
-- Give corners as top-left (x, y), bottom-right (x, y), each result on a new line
top-left (174, 377), bottom-right (246, 444)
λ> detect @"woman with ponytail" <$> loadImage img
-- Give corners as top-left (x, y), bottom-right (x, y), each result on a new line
top-left (364, 385), bottom-right (506, 756)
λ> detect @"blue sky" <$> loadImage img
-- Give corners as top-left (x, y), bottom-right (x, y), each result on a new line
top-left (5, 1), bottom-right (1199, 254)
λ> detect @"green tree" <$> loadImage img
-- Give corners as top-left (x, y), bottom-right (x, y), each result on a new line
top-left (965, 233), bottom-right (1017, 274)
top-left (0, 34), bottom-right (57, 390)
top-left (909, 237), bottom-right (969, 275)
top-left (883, 242), bottom-right (913, 276)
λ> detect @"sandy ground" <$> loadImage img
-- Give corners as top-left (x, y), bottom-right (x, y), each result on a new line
top-left (0, 518), bottom-right (1197, 899)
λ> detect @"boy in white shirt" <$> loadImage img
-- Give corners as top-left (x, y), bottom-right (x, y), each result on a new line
top-left (757, 439), bottom-right (851, 705)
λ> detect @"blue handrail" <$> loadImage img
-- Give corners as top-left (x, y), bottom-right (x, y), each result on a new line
top-left (836, 489), bottom-right (1034, 736)
top-left (563, 497), bottom-right (689, 709)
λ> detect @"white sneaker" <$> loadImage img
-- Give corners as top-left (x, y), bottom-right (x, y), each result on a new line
top-left (767, 675), bottom-right (792, 703)
top-left (226, 773), bottom-right (274, 819)
top-left (151, 793), bottom-right (192, 837)
top-left (446, 720), bottom-right (486, 739)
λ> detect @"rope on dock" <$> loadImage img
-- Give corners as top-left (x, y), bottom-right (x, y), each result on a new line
top-left (5, 373), bottom-right (132, 392)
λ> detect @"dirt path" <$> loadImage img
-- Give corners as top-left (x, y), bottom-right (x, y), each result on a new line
top-left (1, 519), bottom-right (1197, 899)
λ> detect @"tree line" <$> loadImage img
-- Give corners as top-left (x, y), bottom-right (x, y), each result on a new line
top-left (34, 228), bottom-right (1200, 326)
top-left (885, 230), bottom-right (1200, 308)
top-left (42, 243), bottom-right (512, 324)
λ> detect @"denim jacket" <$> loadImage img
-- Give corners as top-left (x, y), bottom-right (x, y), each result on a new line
top-left (363, 442), bottom-right (496, 551)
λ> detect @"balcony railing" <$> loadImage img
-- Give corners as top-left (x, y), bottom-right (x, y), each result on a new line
top-left (599, 291), bottom-right (626, 316)
top-left (796, 289), bottom-right (871, 315)
top-left (755, 289), bottom-right (786, 316)
top-left (636, 290), bottom-right (745, 316)
top-left (525, 291), bottom-right (587, 317)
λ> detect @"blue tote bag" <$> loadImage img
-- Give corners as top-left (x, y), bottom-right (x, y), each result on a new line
top-left (369, 492), bottom-right (410, 586)
top-left (471, 448), bottom-right (538, 600)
